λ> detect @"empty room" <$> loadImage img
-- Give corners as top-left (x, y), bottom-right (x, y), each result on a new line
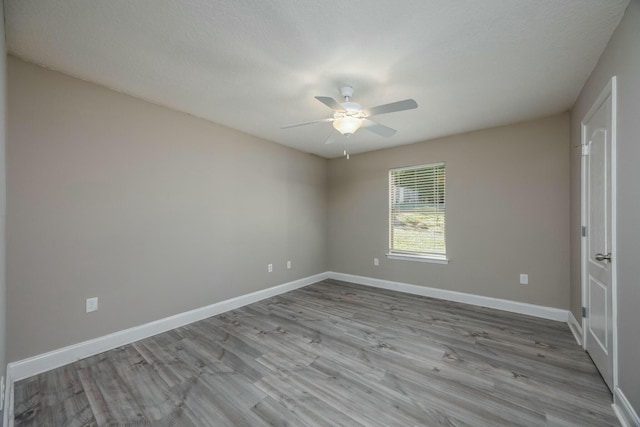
top-left (0, 0), bottom-right (638, 426)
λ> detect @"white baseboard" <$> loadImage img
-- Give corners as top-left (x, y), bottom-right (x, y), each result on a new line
top-left (7, 272), bottom-right (329, 383)
top-left (327, 272), bottom-right (569, 322)
top-left (567, 310), bottom-right (583, 346)
top-left (613, 386), bottom-right (640, 427)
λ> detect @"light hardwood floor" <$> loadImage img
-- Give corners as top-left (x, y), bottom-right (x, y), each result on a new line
top-left (13, 279), bottom-right (618, 426)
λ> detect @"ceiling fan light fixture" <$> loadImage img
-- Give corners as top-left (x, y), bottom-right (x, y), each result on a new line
top-left (333, 116), bottom-right (363, 136)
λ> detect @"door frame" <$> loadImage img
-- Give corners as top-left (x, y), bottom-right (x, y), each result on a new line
top-left (580, 76), bottom-right (618, 389)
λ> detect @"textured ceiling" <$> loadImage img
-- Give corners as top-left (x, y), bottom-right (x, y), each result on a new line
top-left (5, 0), bottom-right (629, 158)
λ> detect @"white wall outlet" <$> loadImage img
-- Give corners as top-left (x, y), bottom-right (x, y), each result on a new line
top-left (520, 274), bottom-right (529, 285)
top-left (287, 260), bottom-right (292, 269)
top-left (86, 297), bottom-right (98, 313)
top-left (267, 264), bottom-right (273, 273)
top-left (374, 258), bottom-right (379, 266)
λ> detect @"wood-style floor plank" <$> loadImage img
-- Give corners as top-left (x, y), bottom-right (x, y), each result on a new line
top-left (13, 279), bottom-right (618, 426)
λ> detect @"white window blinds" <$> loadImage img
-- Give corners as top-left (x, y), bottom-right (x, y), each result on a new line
top-left (389, 163), bottom-right (446, 258)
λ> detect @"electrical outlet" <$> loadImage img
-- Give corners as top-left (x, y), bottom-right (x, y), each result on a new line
top-left (287, 260), bottom-right (292, 269)
top-left (267, 264), bottom-right (273, 273)
top-left (374, 258), bottom-right (379, 266)
top-left (520, 274), bottom-right (528, 285)
top-left (86, 297), bottom-right (98, 313)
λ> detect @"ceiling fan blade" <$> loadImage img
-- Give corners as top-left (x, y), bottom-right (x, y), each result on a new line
top-left (281, 118), bottom-right (334, 129)
top-left (324, 129), bottom-right (339, 144)
top-left (365, 99), bottom-right (418, 117)
top-left (315, 96), bottom-right (345, 112)
top-left (362, 120), bottom-right (397, 138)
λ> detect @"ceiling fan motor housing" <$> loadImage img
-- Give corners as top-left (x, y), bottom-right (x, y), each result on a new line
top-left (340, 101), bottom-right (364, 114)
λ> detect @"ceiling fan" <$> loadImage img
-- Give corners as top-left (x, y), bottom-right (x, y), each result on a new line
top-left (281, 86), bottom-right (418, 142)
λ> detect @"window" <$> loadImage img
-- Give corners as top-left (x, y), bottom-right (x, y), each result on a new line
top-left (389, 163), bottom-right (446, 261)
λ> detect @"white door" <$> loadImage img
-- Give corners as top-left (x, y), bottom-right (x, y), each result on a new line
top-left (583, 80), bottom-right (615, 391)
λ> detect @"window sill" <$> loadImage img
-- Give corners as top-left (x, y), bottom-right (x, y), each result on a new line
top-left (386, 253), bottom-right (449, 264)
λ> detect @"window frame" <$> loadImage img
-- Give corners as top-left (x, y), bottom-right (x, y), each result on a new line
top-left (387, 162), bottom-right (448, 264)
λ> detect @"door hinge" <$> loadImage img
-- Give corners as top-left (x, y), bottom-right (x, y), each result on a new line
top-left (581, 144), bottom-right (590, 156)
top-left (581, 226), bottom-right (587, 237)
top-left (582, 307), bottom-right (587, 318)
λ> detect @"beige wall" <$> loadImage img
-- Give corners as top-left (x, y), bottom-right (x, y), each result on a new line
top-left (570, 0), bottom-right (640, 413)
top-left (328, 114), bottom-right (570, 309)
top-left (7, 57), bottom-right (328, 361)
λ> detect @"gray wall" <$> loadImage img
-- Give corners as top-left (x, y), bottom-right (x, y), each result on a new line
top-left (7, 57), bottom-right (328, 361)
top-left (328, 114), bottom-right (570, 309)
top-left (570, 0), bottom-right (640, 412)
top-left (0, 0), bottom-right (7, 415)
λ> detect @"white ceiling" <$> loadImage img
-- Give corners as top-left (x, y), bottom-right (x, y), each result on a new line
top-left (5, 0), bottom-right (629, 158)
